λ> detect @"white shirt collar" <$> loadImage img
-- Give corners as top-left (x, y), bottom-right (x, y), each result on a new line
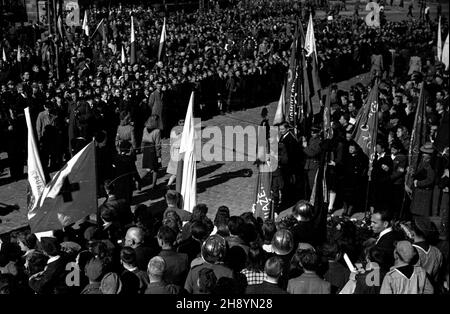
top-left (376, 227), bottom-right (393, 243)
top-left (123, 264), bottom-right (137, 272)
top-left (377, 152), bottom-right (385, 160)
top-left (264, 277), bottom-right (278, 284)
top-left (47, 255), bottom-right (60, 264)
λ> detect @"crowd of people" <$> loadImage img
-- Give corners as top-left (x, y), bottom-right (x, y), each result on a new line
top-left (0, 0), bottom-right (449, 295)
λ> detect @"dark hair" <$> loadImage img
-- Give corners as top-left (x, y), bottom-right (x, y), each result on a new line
top-left (157, 225), bottom-right (177, 246)
top-left (17, 231), bottom-right (37, 250)
top-left (191, 221), bottom-right (209, 241)
top-left (265, 256), bottom-right (284, 278)
top-left (225, 246), bottom-right (247, 272)
top-left (165, 190), bottom-right (180, 206)
top-left (198, 268), bottom-right (217, 294)
top-left (214, 206), bottom-right (230, 226)
top-left (366, 246), bottom-right (388, 268)
top-left (320, 242), bottom-right (340, 261)
top-left (374, 210), bottom-right (392, 225)
top-left (39, 237), bottom-right (60, 257)
top-left (247, 242), bottom-right (266, 272)
top-left (192, 204), bottom-right (208, 221)
top-left (262, 220), bottom-right (277, 243)
top-left (228, 216), bottom-right (245, 236)
top-left (120, 247), bottom-right (137, 266)
top-left (299, 250), bottom-right (320, 272)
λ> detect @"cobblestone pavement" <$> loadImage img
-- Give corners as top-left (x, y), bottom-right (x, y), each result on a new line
top-left (0, 73), bottom-right (373, 234)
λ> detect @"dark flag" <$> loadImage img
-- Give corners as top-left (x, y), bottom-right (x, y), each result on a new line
top-left (309, 152), bottom-right (327, 245)
top-left (285, 21), bottom-right (300, 126)
top-left (353, 81), bottom-right (380, 179)
top-left (252, 163), bottom-right (273, 221)
top-left (405, 84), bottom-right (427, 196)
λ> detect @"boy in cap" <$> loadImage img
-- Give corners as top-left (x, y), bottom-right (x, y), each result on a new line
top-left (81, 257), bottom-right (105, 294)
top-left (380, 241), bottom-right (434, 294)
top-left (410, 217), bottom-right (444, 287)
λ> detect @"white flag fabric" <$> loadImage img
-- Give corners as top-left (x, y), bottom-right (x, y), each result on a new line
top-left (25, 107), bottom-right (46, 220)
top-left (179, 92), bottom-right (197, 213)
top-left (121, 45), bottom-right (126, 64)
top-left (443, 34), bottom-right (449, 70)
top-left (305, 14), bottom-right (318, 63)
top-left (158, 17), bottom-right (167, 61)
top-left (17, 46), bottom-right (21, 62)
top-left (273, 85), bottom-right (285, 125)
top-left (437, 17), bottom-right (442, 62)
top-left (29, 141), bottom-right (97, 233)
top-left (82, 11), bottom-right (89, 36)
top-left (2, 47), bottom-right (6, 62)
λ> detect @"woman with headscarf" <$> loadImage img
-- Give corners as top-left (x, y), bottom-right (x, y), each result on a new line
top-left (141, 115), bottom-right (162, 189)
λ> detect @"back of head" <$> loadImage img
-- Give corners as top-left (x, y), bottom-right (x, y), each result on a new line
top-left (125, 227), bottom-right (145, 248)
top-left (157, 225), bottom-right (177, 247)
top-left (191, 221), bottom-right (209, 242)
top-left (247, 242), bottom-right (265, 272)
top-left (192, 204), bottom-right (208, 220)
top-left (299, 250), bottom-right (320, 272)
top-left (100, 272), bottom-right (122, 294)
top-left (39, 237), bottom-right (60, 257)
top-left (228, 216), bottom-right (245, 236)
top-left (265, 256), bottom-right (284, 279)
top-left (147, 256), bottom-right (166, 278)
top-left (120, 246), bottom-right (137, 266)
top-left (214, 206), bottom-right (230, 226)
top-left (165, 190), bottom-right (180, 207)
top-left (395, 240), bottom-right (416, 265)
top-left (198, 268), bottom-right (217, 294)
top-left (85, 257), bottom-right (106, 282)
top-left (262, 219), bottom-right (276, 243)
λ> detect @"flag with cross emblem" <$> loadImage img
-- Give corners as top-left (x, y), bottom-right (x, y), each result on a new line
top-left (29, 141), bottom-right (97, 233)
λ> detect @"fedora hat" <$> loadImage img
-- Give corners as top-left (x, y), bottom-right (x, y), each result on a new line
top-left (420, 142), bottom-right (435, 154)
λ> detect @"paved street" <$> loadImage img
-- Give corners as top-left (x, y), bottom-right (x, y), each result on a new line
top-left (0, 72), bottom-right (371, 234)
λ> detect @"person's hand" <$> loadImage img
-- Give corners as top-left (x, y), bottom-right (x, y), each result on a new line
top-left (381, 164), bottom-right (389, 172)
top-left (8, 125), bottom-right (13, 131)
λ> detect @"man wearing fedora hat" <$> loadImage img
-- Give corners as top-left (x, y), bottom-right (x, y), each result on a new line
top-left (410, 142), bottom-right (436, 217)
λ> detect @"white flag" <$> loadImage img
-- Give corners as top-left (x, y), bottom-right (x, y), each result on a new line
top-left (305, 14), bottom-right (318, 63)
top-left (179, 92), bottom-right (197, 213)
top-left (443, 34), bottom-right (449, 70)
top-left (30, 141), bottom-right (97, 233)
top-left (121, 45), bottom-right (126, 63)
top-left (25, 107), bottom-right (46, 220)
top-left (2, 47), bottom-right (6, 62)
top-left (82, 11), bottom-right (89, 36)
top-left (273, 85), bottom-right (285, 125)
top-left (17, 45), bottom-right (21, 62)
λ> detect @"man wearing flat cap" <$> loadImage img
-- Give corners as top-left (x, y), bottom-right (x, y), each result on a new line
top-left (410, 143), bottom-right (436, 217)
top-left (380, 241), bottom-right (434, 294)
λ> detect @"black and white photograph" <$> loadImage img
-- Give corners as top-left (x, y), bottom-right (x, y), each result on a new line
top-left (0, 0), bottom-right (448, 301)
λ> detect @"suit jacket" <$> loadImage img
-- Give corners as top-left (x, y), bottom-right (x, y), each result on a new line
top-left (246, 280), bottom-right (288, 294)
top-left (280, 131), bottom-right (300, 174)
top-left (390, 154), bottom-right (407, 185)
top-left (287, 272), bottom-right (331, 294)
top-left (158, 249), bottom-right (189, 286)
top-left (303, 136), bottom-right (322, 170)
top-left (375, 230), bottom-right (400, 270)
top-left (135, 245), bottom-right (158, 272)
top-left (28, 254), bottom-right (72, 294)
